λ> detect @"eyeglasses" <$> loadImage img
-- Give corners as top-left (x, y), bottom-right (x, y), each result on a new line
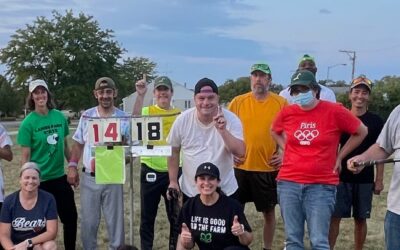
top-left (351, 77), bottom-right (372, 86)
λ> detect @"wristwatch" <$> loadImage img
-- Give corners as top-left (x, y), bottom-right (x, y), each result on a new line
top-left (27, 239), bottom-right (33, 247)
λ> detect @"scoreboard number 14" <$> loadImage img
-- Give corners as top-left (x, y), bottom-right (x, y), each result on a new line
top-left (88, 117), bottom-right (163, 143)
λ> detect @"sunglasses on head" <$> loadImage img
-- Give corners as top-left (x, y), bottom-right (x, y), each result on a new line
top-left (352, 77), bottom-right (372, 86)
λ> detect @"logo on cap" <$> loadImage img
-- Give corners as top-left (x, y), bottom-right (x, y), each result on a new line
top-left (293, 73), bottom-right (301, 81)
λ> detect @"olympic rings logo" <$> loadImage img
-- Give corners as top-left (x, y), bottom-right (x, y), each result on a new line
top-left (294, 129), bottom-right (319, 145)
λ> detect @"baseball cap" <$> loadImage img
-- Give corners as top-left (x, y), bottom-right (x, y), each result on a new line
top-left (29, 79), bottom-right (49, 93)
top-left (95, 77), bottom-right (116, 90)
top-left (298, 54), bottom-right (316, 65)
top-left (195, 162), bottom-right (220, 180)
top-left (154, 76), bottom-right (173, 90)
top-left (194, 78), bottom-right (218, 95)
top-left (20, 162), bottom-right (41, 177)
top-left (350, 75), bottom-right (372, 92)
top-left (250, 62), bottom-right (271, 75)
top-left (289, 70), bottom-right (319, 89)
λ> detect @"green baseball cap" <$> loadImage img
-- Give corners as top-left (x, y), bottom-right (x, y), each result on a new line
top-left (250, 62), bottom-right (271, 75)
top-left (154, 76), bottom-right (173, 90)
top-left (298, 54), bottom-right (315, 65)
top-left (289, 70), bottom-right (318, 88)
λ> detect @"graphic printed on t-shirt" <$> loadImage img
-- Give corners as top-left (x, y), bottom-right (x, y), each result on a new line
top-left (12, 216), bottom-right (46, 233)
top-left (294, 122), bottom-right (319, 145)
top-left (35, 123), bottom-right (63, 156)
top-left (191, 215), bottom-right (227, 244)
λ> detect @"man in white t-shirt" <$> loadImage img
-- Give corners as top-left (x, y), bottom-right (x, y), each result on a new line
top-left (70, 77), bottom-right (130, 249)
top-left (0, 124), bottom-right (13, 210)
top-left (348, 104), bottom-right (400, 250)
top-left (167, 78), bottom-right (245, 201)
top-left (279, 54), bottom-right (336, 103)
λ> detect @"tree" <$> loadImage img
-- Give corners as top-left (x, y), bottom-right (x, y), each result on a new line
top-left (0, 10), bottom-right (124, 110)
top-left (336, 75), bottom-right (400, 120)
top-left (369, 76), bottom-right (400, 120)
top-left (0, 75), bottom-right (22, 117)
top-left (219, 77), bottom-right (251, 104)
top-left (115, 57), bottom-right (157, 103)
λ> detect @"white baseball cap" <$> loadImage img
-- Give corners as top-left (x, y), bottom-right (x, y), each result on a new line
top-left (29, 79), bottom-right (49, 93)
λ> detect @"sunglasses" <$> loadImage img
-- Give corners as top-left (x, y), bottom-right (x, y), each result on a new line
top-left (351, 77), bottom-right (372, 86)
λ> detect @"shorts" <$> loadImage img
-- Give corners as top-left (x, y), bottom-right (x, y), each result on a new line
top-left (234, 168), bottom-right (278, 212)
top-left (332, 182), bottom-right (374, 219)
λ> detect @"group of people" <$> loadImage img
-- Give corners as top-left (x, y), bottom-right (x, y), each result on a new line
top-left (0, 53), bottom-right (398, 250)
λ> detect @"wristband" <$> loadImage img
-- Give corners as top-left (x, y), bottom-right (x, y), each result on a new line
top-left (68, 161), bottom-right (78, 168)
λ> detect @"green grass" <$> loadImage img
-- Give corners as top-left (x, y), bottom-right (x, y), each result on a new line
top-left (2, 135), bottom-right (391, 249)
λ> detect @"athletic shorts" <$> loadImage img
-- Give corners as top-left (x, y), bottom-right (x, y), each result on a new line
top-left (234, 168), bottom-right (278, 212)
top-left (332, 182), bottom-right (374, 219)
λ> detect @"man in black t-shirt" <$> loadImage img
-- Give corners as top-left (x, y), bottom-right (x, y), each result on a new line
top-left (329, 75), bottom-right (384, 250)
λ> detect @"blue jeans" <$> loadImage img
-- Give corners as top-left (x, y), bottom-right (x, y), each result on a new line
top-left (277, 180), bottom-right (336, 250)
top-left (385, 210), bottom-right (400, 250)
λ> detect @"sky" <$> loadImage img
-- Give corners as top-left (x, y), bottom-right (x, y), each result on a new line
top-left (0, 0), bottom-right (399, 88)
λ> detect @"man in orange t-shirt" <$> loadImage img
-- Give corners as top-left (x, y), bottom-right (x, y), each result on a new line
top-left (228, 62), bottom-right (287, 250)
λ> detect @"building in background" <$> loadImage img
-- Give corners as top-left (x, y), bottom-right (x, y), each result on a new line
top-left (122, 80), bottom-right (194, 114)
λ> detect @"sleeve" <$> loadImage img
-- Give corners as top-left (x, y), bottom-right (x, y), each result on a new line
top-left (232, 199), bottom-right (252, 232)
top-left (376, 105), bottom-right (400, 154)
top-left (0, 125), bottom-right (13, 147)
top-left (17, 120), bottom-right (32, 147)
top-left (226, 111), bottom-right (243, 140)
top-left (45, 193), bottom-right (58, 220)
top-left (271, 109), bottom-right (285, 134)
top-left (166, 115), bottom-right (182, 147)
top-left (72, 115), bottom-right (85, 144)
top-left (227, 98), bottom-right (237, 113)
top-left (322, 87), bottom-right (337, 102)
top-left (279, 88), bottom-right (292, 103)
top-left (63, 113), bottom-right (69, 137)
top-left (141, 106), bottom-right (149, 116)
top-left (0, 195), bottom-right (13, 223)
top-left (335, 104), bottom-right (361, 134)
top-left (178, 202), bottom-right (191, 233)
top-left (119, 111), bottom-right (131, 143)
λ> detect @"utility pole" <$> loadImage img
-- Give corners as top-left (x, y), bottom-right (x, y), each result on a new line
top-left (339, 50), bottom-right (356, 81)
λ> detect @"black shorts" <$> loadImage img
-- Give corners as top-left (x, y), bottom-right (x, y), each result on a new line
top-left (234, 168), bottom-right (278, 212)
top-left (332, 182), bottom-right (374, 219)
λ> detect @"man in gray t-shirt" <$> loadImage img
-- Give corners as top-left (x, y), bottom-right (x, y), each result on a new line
top-left (347, 104), bottom-right (400, 250)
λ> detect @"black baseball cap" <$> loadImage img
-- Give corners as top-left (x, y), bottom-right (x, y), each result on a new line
top-left (195, 162), bottom-right (220, 180)
top-left (194, 78), bottom-right (218, 95)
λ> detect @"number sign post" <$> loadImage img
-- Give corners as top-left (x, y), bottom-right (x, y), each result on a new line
top-left (86, 115), bottom-right (170, 246)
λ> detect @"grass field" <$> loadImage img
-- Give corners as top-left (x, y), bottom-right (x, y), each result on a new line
top-left (2, 134), bottom-right (391, 249)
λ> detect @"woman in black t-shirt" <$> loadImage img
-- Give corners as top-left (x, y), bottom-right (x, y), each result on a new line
top-left (177, 162), bottom-right (253, 250)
